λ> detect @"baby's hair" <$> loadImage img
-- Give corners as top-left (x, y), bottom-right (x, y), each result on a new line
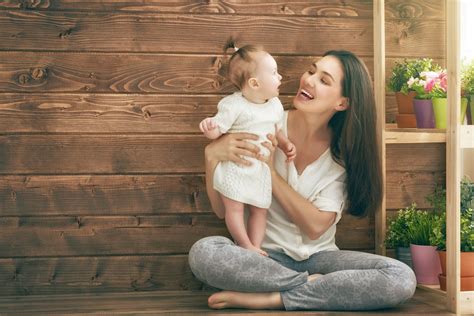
top-left (223, 39), bottom-right (264, 90)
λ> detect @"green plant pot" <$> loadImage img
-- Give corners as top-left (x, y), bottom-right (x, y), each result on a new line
top-left (432, 97), bottom-right (468, 128)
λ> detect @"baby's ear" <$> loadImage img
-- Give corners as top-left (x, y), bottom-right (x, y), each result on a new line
top-left (248, 77), bottom-right (259, 89)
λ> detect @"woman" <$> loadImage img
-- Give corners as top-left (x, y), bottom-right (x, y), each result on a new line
top-left (188, 50), bottom-right (416, 311)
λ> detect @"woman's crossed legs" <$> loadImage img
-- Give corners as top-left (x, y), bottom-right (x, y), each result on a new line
top-left (188, 236), bottom-right (416, 311)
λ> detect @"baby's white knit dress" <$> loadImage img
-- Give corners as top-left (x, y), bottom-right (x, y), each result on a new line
top-left (213, 92), bottom-right (284, 209)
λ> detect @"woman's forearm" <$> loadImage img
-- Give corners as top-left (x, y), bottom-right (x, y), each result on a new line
top-left (271, 170), bottom-right (335, 240)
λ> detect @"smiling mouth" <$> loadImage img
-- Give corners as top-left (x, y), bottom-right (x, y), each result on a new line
top-left (300, 89), bottom-right (314, 100)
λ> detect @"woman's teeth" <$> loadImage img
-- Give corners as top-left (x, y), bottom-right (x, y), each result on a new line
top-left (300, 89), bottom-right (314, 100)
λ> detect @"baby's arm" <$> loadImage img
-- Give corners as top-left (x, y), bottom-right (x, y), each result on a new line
top-left (199, 117), bottom-right (223, 140)
top-left (276, 129), bottom-right (296, 162)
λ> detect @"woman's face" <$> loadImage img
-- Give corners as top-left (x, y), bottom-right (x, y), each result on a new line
top-left (293, 55), bottom-right (347, 115)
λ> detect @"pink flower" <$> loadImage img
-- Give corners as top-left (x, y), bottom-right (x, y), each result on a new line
top-left (439, 71), bottom-right (447, 91)
top-left (424, 78), bottom-right (436, 92)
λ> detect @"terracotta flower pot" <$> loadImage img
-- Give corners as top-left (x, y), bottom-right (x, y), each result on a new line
top-left (395, 91), bottom-right (417, 114)
top-left (396, 114), bottom-right (417, 128)
top-left (437, 251), bottom-right (474, 291)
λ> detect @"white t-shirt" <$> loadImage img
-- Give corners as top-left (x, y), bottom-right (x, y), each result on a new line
top-left (261, 111), bottom-right (347, 261)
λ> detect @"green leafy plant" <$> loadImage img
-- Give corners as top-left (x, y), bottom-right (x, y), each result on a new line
top-left (385, 203), bottom-right (438, 247)
top-left (461, 59), bottom-right (474, 95)
top-left (430, 177), bottom-right (474, 252)
top-left (387, 58), bottom-right (442, 94)
top-left (385, 205), bottom-right (413, 248)
top-left (405, 207), bottom-right (440, 246)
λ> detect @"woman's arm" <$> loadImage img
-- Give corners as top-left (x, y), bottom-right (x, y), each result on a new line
top-left (204, 133), bottom-right (261, 219)
top-left (262, 135), bottom-right (336, 240)
top-left (271, 173), bottom-right (336, 240)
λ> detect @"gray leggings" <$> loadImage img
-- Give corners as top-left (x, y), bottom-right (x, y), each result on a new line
top-left (188, 236), bottom-right (417, 311)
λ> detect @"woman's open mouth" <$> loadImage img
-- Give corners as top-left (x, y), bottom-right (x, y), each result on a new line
top-left (299, 89), bottom-right (314, 100)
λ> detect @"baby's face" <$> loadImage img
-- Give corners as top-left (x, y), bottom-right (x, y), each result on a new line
top-left (254, 52), bottom-right (282, 100)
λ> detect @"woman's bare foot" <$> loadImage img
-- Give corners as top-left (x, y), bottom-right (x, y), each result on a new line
top-left (208, 291), bottom-right (283, 310)
top-left (308, 273), bottom-right (323, 282)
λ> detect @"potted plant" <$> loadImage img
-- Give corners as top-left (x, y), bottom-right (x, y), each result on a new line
top-left (385, 203), bottom-right (441, 284)
top-left (425, 70), bottom-right (468, 128)
top-left (388, 58), bottom-right (440, 128)
top-left (385, 205), bottom-right (414, 268)
top-left (431, 178), bottom-right (474, 291)
top-left (461, 59), bottom-right (474, 125)
top-left (404, 205), bottom-right (442, 285)
top-left (407, 71), bottom-right (438, 128)
top-left (408, 70), bottom-right (468, 128)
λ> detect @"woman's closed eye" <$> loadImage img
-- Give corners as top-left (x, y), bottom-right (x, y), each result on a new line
top-left (321, 77), bottom-right (330, 85)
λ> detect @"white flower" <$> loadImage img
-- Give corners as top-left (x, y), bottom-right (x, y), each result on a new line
top-left (420, 71), bottom-right (439, 80)
top-left (407, 77), bottom-right (416, 87)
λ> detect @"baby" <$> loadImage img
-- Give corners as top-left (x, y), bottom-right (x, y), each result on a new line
top-left (199, 43), bottom-right (296, 255)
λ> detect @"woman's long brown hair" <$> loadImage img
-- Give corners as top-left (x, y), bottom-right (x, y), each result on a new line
top-left (324, 50), bottom-right (383, 217)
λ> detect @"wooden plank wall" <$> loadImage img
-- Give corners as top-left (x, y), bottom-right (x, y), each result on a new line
top-left (0, 0), bottom-right (445, 295)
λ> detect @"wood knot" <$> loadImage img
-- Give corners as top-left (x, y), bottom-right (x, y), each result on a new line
top-left (18, 73), bottom-right (30, 85)
top-left (59, 28), bottom-right (74, 39)
top-left (31, 68), bottom-right (47, 80)
top-left (212, 80), bottom-right (221, 90)
top-left (212, 57), bottom-right (222, 70)
top-left (19, 0), bottom-right (40, 9)
top-left (143, 110), bottom-right (151, 119)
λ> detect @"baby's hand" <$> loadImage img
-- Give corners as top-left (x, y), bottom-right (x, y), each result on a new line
top-left (199, 118), bottom-right (222, 140)
top-left (284, 142), bottom-right (296, 163)
top-left (199, 118), bottom-right (217, 134)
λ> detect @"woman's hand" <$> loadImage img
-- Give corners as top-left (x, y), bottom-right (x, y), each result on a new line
top-left (205, 132), bottom-right (261, 166)
top-left (261, 130), bottom-right (279, 174)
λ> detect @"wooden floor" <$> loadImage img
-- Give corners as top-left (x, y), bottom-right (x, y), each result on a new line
top-left (0, 288), bottom-right (460, 315)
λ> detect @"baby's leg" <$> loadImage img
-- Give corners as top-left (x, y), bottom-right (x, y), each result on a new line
top-left (221, 196), bottom-right (262, 254)
top-left (248, 205), bottom-right (267, 252)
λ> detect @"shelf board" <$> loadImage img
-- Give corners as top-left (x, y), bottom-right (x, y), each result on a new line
top-left (385, 125), bottom-right (446, 144)
top-left (416, 284), bottom-right (446, 296)
top-left (415, 285), bottom-right (473, 314)
top-left (385, 125), bottom-right (474, 146)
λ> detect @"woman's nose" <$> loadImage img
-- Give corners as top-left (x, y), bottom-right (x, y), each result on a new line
top-left (303, 74), bottom-right (315, 87)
